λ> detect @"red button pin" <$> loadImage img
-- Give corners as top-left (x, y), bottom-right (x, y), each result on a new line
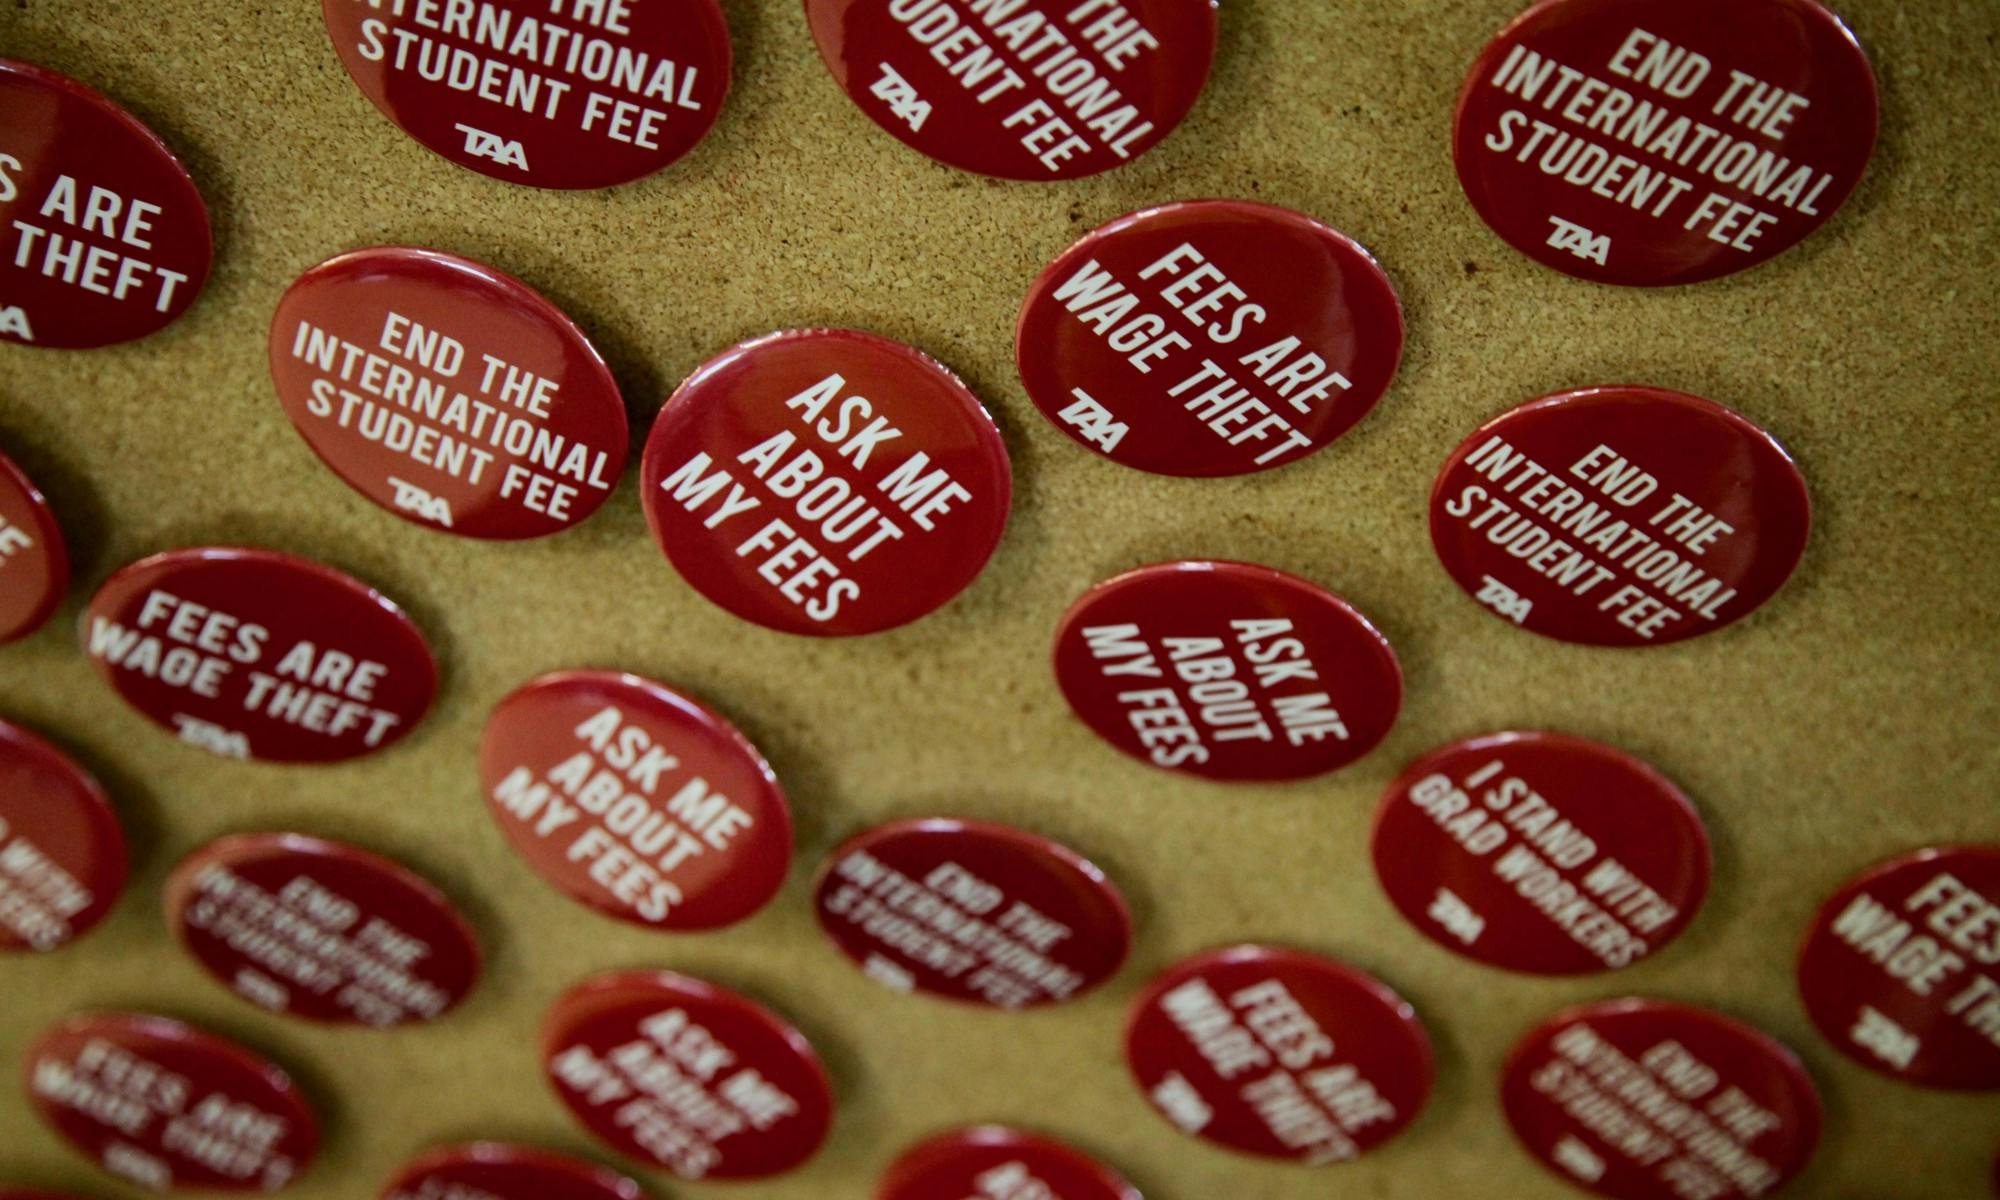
top-left (640, 329), bottom-right (1012, 637)
top-left (814, 818), bottom-right (1132, 1010)
top-left (1430, 387), bottom-right (1809, 647)
top-left (1796, 845), bottom-right (2000, 1091)
top-left (380, 1143), bottom-right (643, 1200)
top-left (878, 1126), bottom-right (1140, 1200)
top-left (543, 970), bottom-right (834, 1180)
top-left (0, 449), bottom-right (68, 643)
top-left (1501, 998), bottom-right (1821, 1200)
top-left (479, 670), bottom-right (792, 932)
top-left (1016, 200), bottom-right (1404, 477)
top-left (1053, 561), bottom-right (1401, 782)
top-left (25, 1012), bottom-right (321, 1192)
top-left (80, 547), bottom-right (438, 763)
top-left (321, 0), bottom-right (732, 189)
top-left (165, 832), bottom-right (482, 1028)
top-left (1371, 731), bottom-right (1710, 975)
top-left (0, 59), bottom-right (212, 348)
top-left (0, 719), bottom-right (126, 953)
top-left (804, 0), bottom-right (1218, 181)
top-left (269, 247), bottom-right (627, 539)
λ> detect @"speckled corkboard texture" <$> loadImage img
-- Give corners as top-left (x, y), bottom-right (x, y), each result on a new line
top-left (1, 0), bottom-right (1997, 1196)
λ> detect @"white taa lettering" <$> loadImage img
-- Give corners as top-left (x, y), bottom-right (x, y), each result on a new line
top-left (455, 123), bottom-right (530, 170)
top-left (1546, 216), bottom-right (1611, 265)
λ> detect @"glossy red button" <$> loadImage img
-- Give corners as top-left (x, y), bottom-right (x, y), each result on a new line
top-left (1501, 998), bottom-right (1821, 1200)
top-left (542, 970), bottom-right (834, 1180)
top-left (1124, 945), bottom-right (1433, 1164)
top-left (380, 1142), bottom-right (643, 1200)
top-left (479, 670), bottom-right (792, 932)
top-left (640, 329), bottom-right (1012, 636)
top-left (814, 818), bottom-right (1132, 1010)
top-left (0, 449), bottom-right (68, 643)
top-left (1430, 387), bottom-right (1809, 647)
top-left (1371, 731), bottom-right (1709, 976)
top-left (24, 1012), bottom-right (321, 1192)
top-left (164, 832), bottom-right (482, 1027)
top-left (268, 247), bottom-right (627, 539)
top-left (0, 719), bottom-right (126, 953)
top-left (877, 1126), bottom-right (1140, 1200)
top-left (1796, 846), bottom-right (2000, 1091)
top-left (321, 0), bottom-right (732, 189)
top-left (1053, 561), bottom-right (1401, 782)
top-left (80, 547), bottom-right (438, 763)
top-left (1454, 0), bottom-right (1878, 287)
top-left (804, 0), bottom-right (1217, 181)
top-left (1015, 200), bottom-right (1403, 477)
top-left (0, 59), bottom-right (212, 348)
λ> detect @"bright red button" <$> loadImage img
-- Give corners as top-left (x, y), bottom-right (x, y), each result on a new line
top-left (321, 0), bottom-right (732, 189)
top-left (268, 246), bottom-right (627, 539)
top-left (479, 670), bottom-right (792, 932)
top-left (80, 547), bottom-right (438, 763)
top-left (1501, 998), bottom-right (1821, 1199)
top-left (803, 0), bottom-right (1218, 181)
top-left (25, 1012), bottom-right (321, 1192)
top-left (1454, 0), bottom-right (1878, 286)
top-left (0, 719), bottom-right (126, 953)
top-left (0, 448), bottom-right (68, 643)
top-left (1124, 944), bottom-right (1433, 1164)
top-left (543, 969), bottom-right (834, 1180)
top-left (1053, 561), bottom-right (1401, 782)
top-left (813, 817), bottom-right (1132, 1009)
top-left (1016, 200), bottom-right (1403, 477)
top-left (1371, 731), bottom-right (1710, 975)
top-left (877, 1126), bottom-right (1140, 1200)
top-left (0, 59), bottom-right (212, 348)
top-left (164, 832), bottom-right (482, 1027)
top-left (380, 1142), bottom-right (643, 1200)
top-left (1796, 845), bottom-right (2000, 1091)
top-left (1429, 387), bottom-right (1809, 647)
top-left (640, 329), bottom-right (1012, 636)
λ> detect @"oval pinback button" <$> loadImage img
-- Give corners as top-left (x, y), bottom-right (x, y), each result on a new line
top-left (878, 1126), bottom-right (1141, 1200)
top-left (814, 818), bottom-right (1132, 1010)
top-left (1501, 998), bottom-right (1822, 1199)
top-left (1371, 731), bottom-right (1710, 975)
top-left (79, 547), bottom-right (438, 763)
top-left (1053, 561), bottom-right (1401, 782)
top-left (804, 0), bottom-right (1217, 181)
top-left (1796, 845), bottom-right (2000, 1091)
top-left (380, 1143), bottom-right (644, 1200)
top-left (0, 449), bottom-right (68, 643)
top-left (1454, 0), bottom-right (1878, 287)
top-left (25, 1012), bottom-right (321, 1192)
top-left (1429, 387), bottom-right (1810, 647)
top-left (269, 247), bottom-right (628, 539)
top-left (640, 329), bottom-right (1012, 636)
top-left (543, 970), bottom-right (834, 1181)
top-left (1016, 201), bottom-right (1403, 477)
top-left (0, 719), bottom-right (127, 953)
top-left (165, 832), bottom-right (481, 1028)
top-left (321, 0), bottom-right (733, 189)
top-left (479, 670), bottom-right (792, 932)
top-left (0, 59), bottom-right (212, 347)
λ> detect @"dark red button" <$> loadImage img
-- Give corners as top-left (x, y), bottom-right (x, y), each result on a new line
top-left (80, 547), bottom-right (438, 763)
top-left (321, 0), bottom-right (732, 189)
top-left (813, 818), bottom-right (1132, 1010)
top-left (0, 719), bottom-right (126, 953)
top-left (380, 1142), bottom-right (642, 1200)
top-left (542, 969), bottom-right (834, 1180)
top-left (164, 832), bottom-right (482, 1028)
top-left (268, 246), bottom-right (627, 539)
top-left (1053, 561), bottom-right (1401, 782)
top-left (804, 0), bottom-right (1217, 181)
top-left (640, 329), bottom-right (1012, 637)
top-left (479, 670), bottom-right (792, 932)
top-left (1454, 0), bottom-right (1878, 286)
top-left (877, 1126), bottom-right (1140, 1200)
top-left (24, 1012), bottom-right (321, 1192)
top-left (1501, 998), bottom-right (1821, 1200)
top-left (1796, 845), bottom-right (2000, 1091)
top-left (0, 448), bottom-right (68, 643)
top-left (0, 59), bottom-right (212, 348)
top-left (1371, 731), bottom-right (1710, 976)
top-left (1015, 200), bottom-right (1403, 477)
top-left (1430, 387), bottom-right (1809, 647)
top-left (1124, 944), bottom-right (1433, 1164)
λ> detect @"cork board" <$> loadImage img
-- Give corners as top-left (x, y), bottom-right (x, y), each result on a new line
top-left (2, 0), bottom-right (1997, 1196)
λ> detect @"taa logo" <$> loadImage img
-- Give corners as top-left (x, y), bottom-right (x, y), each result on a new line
top-left (1057, 388), bottom-right (1129, 453)
top-left (1546, 216), bottom-right (1611, 265)
top-left (388, 476), bottom-right (454, 526)
top-left (1427, 887), bottom-right (1486, 946)
top-left (454, 123), bottom-right (530, 171)
top-left (173, 713), bottom-right (249, 759)
top-left (1475, 574), bottom-right (1532, 624)
top-left (0, 305), bottom-right (32, 340)
top-left (870, 63), bottom-right (931, 132)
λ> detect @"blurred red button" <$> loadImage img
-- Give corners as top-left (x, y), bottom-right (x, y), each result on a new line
top-left (0, 448), bottom-right (68, 643)
top-left (0, 719), bottom-right (125, 953)
top-left (877, 1126), bottom-right (1140, 1200)
top-left (380, 1142), bottom-right (643, 1200)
